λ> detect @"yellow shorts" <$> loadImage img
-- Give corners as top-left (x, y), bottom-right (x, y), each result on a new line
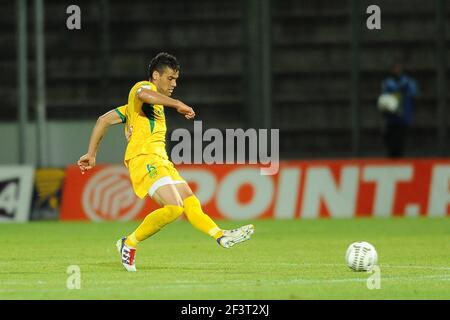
top-left (126, 153), bottom-right (186, 199)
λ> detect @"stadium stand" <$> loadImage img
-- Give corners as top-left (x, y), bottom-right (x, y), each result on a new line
top-left (1, 0), bottom-right (448, 158)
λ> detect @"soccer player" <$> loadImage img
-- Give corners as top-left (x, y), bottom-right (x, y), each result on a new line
top-left (77, 52), bottom-right (254, 272)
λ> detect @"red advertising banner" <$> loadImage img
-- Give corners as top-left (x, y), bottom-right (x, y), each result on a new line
top-left (60, 159), bottom-right (450, 221)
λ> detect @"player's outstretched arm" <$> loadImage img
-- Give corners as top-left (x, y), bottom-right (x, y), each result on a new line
top-left (137, 88), bottom-right (195, 120)
top-left (77, 109), bottom-right (123, 174)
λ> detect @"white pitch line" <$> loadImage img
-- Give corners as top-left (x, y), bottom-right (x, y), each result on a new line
top-left (5, 273), bottom-right (450, 292)
top-left (161, 261), bottom-right (450, 271)
top-left (1, 262), bottom-right (449, 272)
top-left (2, 274), bottom-right (450, 294)
top-left (379, 264), bottom-right (450, 271)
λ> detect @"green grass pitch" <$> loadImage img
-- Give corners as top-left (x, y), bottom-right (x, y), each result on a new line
top-left (0, 217), bottom-right (449, 300)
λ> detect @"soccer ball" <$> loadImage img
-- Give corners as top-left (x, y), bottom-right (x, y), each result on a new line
top-left (345, 241), bottom-right (378, 271)
top-left (377, 93), bottom-right (399, 113)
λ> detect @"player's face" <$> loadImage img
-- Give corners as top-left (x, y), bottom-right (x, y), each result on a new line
top-left (155, 67), bottom-right (179, 96)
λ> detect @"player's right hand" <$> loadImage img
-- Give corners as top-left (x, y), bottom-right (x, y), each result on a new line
top-left (77, 154), bottom-right (96, 175)
top-left (125, 125), bottom-right (133, 142)
top-left (176, 102), bottom-right (195, 120)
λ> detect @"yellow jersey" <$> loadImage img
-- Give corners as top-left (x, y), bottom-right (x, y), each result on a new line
top-left (115, 81), bottom-right (168, 164)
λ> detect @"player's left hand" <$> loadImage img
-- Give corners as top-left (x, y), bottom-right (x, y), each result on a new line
top-left (184, 110), bottom-right (195, 120)
top-left (176, 102), bottom-right (195, 120)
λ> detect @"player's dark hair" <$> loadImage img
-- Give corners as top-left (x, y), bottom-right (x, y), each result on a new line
top-left (149, 52), bottom-right (180, 78)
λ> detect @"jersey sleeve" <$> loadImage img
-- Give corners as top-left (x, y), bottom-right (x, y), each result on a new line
top-left (114, 105), bottom-right (127, 123)
top-left (136, 83), bottom-right (156, 95)
top-left (127, 81), bottom-right (157, 119)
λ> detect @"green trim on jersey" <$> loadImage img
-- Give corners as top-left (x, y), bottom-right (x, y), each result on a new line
top-left (114, 108), bottom-right (126, 123)
top-left (142, 103), bottom-right (155, 133)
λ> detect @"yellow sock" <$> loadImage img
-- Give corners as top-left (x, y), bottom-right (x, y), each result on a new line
top-left (183, 195), bottom-right (223, 239)
top-left (125, 232), bottom-right (139, 248)
top-left (125, 205), bottom-right (184, 247)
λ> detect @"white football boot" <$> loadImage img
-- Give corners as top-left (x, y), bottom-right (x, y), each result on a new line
top-left (217, 224), bottom-right (255, 248)
top-left (116, 237), bottom-right (137, 272)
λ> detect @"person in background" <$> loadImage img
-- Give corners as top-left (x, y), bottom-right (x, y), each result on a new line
top-left (380, 62), bottom-right (418, 158)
